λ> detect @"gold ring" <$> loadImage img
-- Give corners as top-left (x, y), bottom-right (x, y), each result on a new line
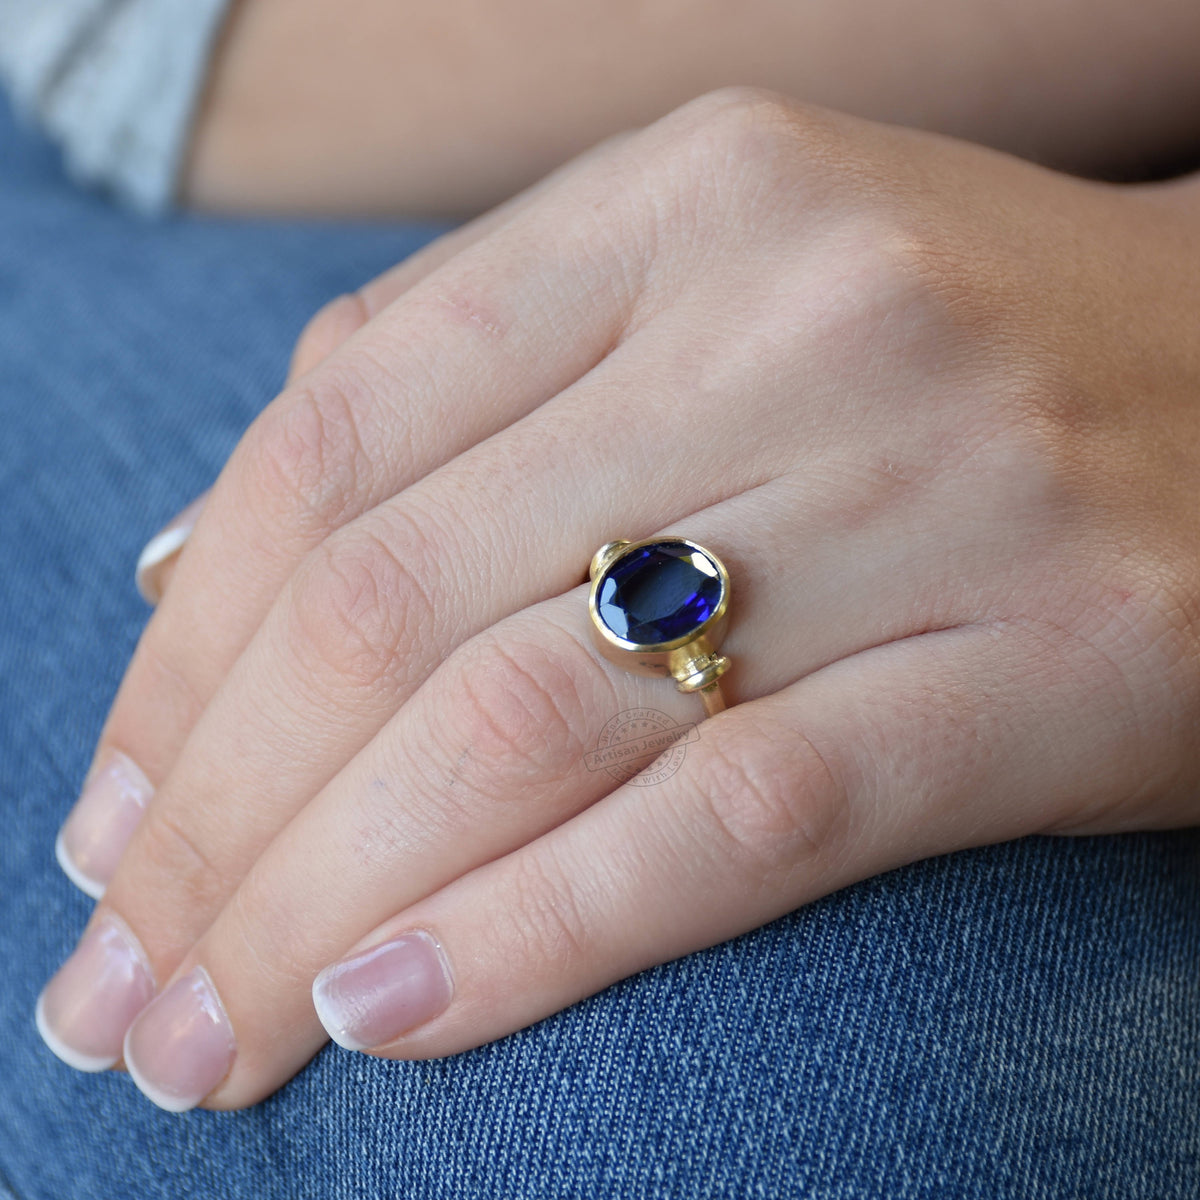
top-left (587, 537), bottom-right (732, 719)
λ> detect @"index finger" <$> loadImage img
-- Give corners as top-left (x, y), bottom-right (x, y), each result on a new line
top-left (58, 115), bottom-right (667, 899)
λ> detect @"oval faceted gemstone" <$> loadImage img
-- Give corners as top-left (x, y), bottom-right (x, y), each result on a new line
top-left (596, 541), bottom-right (723, 644)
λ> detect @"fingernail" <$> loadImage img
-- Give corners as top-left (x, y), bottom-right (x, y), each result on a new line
top-left (56, 749), bottom-right (153, 899)
top-left (135, 491), bottom-right (208, 605)
top-left (124, 966), bottom-right (236, 1112)
top-left (35, 913), bottom-right (156, 1072)
top-left (312, 930), bottom-right (453, 1052)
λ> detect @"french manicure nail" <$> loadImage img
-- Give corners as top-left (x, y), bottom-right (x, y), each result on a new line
top-left (312, 930), bottom-right (453, 1052)
top-left (124, 967), bottom-right (236, 1112)
top-left (135, 491), bottom-right (208, 605)
top-left (35, 913), bottom-right (156, 1072)
top-left (56, 749), bottom-right (153, 899)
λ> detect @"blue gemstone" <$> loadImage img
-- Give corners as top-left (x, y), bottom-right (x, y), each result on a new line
top-left (597, 541), bottom-right (723, 644)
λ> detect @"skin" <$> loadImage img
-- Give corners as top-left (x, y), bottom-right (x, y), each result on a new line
top-left (41, 86), bottom-right (1200, 1109)
top-left (181, 0), bottom-right (1200, 217)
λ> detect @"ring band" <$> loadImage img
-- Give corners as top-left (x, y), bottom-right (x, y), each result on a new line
top-left (587, 537), bottom-right (732, 719)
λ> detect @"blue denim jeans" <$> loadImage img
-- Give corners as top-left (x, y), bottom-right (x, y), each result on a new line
top-left (1, 96), bottom-right (1198, 1200)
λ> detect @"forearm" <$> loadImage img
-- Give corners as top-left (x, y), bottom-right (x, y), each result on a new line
top-left (181, 0), bottom-right (1200, 219)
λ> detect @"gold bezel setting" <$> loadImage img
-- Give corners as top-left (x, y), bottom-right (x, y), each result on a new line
top-left (587, 537), bottom-right (732, 716)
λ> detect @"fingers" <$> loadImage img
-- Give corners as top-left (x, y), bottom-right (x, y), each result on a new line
top-left (21, 467), bottom-right (809, 1085)
top-left (133, 131), bottom-right (643, 617)
top-left (129, 136), bottom-right (641, 617)
top-left (138, 171), bottom-right (570, 608)
top-left (90, 308), bottom-right (808, 948)
top-left (340, 618), bottom-right (1129, 1063)
top-left (286, 130), bottom-right (639, 384)
top-left (68, 123), bottom-right (661, 890)
top-left (128, 606), bottom-right (1146, 1109)
top-left (114, 576), bottom-right (711, 1108)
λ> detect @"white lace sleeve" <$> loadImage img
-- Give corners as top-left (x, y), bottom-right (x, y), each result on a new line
top-left (0, 0), bottom-right (233, 213)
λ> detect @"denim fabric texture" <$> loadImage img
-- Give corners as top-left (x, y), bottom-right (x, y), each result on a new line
top-left (1, 97), bottom-right (1199, 1200)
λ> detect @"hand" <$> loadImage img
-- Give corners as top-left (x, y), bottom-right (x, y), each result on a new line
top-left (37, 87), bottom-right (1200, 1111)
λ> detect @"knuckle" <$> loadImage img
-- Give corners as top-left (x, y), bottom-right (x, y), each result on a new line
top-left (974, 377), bottom-right (1195, 577)
top-left (418, 277), bottom-right (508, 341)
top-left (1093, 542), bottom-right (1200, 696)
top-left (111, 636), bottom-right (209, 779)
top-left (342, 632), bottom-right (600, 873)
top-left (879, 381), bottom-right (1091, 546)
top-left (345, 773), bottom-right (434, 877)
top-left (622, 88), bottom-right (824, 288)
top-left (689, 721), bottom-right (848, 887)
top-left (132, 806), bottom-right (227, 913)
top-left (243, 371), bottom-right (374, 535)
top-left (224, 873), bottom-right (314, 994)
top-left (811, 205), bottom-right (1007, 378)
top-left (670, 87), bottom-right (847, 202)
top-left (659, 87), bottom-right (1017, 363)
top-left (504, 848), bottom-right (593, 974)
top-left (679, 86), bottom-right (825, 156)
top-left (286, 517), bottom-right (436, 691)
top-left (441, 633), bottom-right (594, 790)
